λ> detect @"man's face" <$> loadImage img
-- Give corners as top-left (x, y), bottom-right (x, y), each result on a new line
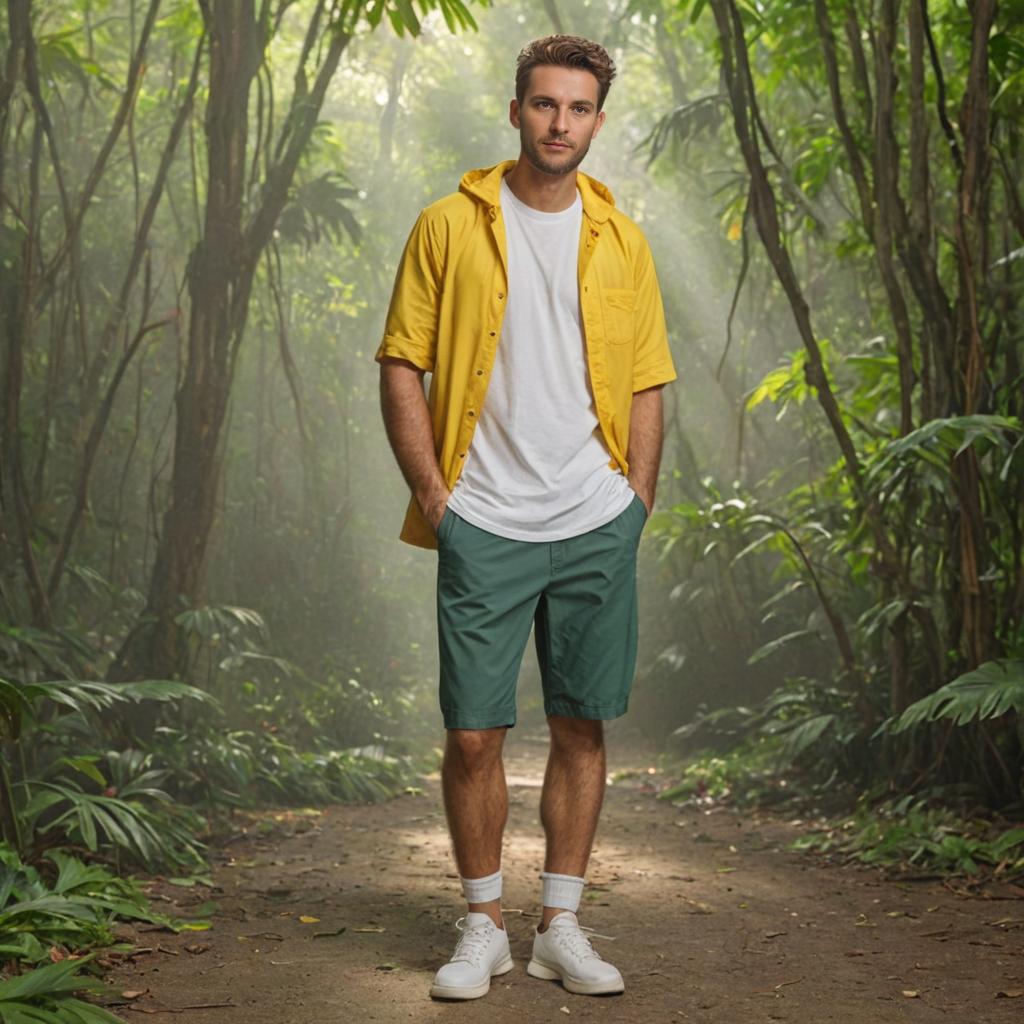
top-left (510, 64), bottom-right (606, 177)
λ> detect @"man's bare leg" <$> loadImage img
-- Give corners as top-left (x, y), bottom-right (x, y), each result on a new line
top-left (538, 716), bottom-right (606, 932)
top-left (441, 726), bottom-right (509, 929)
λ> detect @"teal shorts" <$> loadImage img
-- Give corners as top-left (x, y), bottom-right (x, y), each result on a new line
top-left (435, 494), bottom-right (648, 730)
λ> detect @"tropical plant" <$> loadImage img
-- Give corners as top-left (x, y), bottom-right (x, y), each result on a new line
top-left (0, 846), bottom-right (194, 967)
top-left (0, 956), bottom-right (124, 1024)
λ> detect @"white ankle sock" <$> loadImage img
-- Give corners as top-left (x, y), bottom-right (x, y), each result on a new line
top-left (460, 869), bottom-right (502, 904)
top-left (540, 870), bottom-right (585, 912)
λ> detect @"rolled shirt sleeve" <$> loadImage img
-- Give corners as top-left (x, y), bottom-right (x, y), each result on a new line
top-left (375, 210), bottom-right (443, 373)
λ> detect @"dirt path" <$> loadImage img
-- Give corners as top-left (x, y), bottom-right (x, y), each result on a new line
top-left (104, 728), bottom-right (1024, 1022)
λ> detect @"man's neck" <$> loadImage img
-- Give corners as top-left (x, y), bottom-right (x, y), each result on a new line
top-left (504, 157), bottom-right (579, 213)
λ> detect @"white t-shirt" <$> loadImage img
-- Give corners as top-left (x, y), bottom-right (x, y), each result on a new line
top-left (445, 176), bottom-right (634, 541)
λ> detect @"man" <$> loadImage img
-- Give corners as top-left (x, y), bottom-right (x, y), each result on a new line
top-left (375, 35), bottom-right (676, 1000)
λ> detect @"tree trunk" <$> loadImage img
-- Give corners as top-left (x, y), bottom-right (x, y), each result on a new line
top-left (110, 0), bottom-right (349, 686)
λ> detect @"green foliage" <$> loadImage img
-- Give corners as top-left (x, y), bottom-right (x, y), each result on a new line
top-left (0, 678), bottom-right (215, 742)
top-left (670, 675), bottom-right (867, 784)
top-left (150, 724), bottom-right (412, 809)
top-left (864, 415), bottom-right (1023, 495)
top-left (656, 739), bottom-right (785, 808)
top-left (0, 955), bottom-right (123, 1024)
top-left (278, 172), bottom-right (362, 249)
top-left (0, 842), bottom-right (209, 1023)
top-left (19, 777), bottom-right (206, 873)
top-left (745, 340), bottom-right (838, 416)
top-left (883, 660), bottom-right (1024, 733)
top-left (1, 672), bottom-right (215, 869)
top-left (792, 800), bottom-right (1024, 878)
top-left (336, 0), bottom-right (489, 36)
top-left (0, 846), bottom-right (190, 967)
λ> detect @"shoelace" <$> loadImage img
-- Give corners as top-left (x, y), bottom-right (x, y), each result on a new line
top-left (551, 920), bottom-right (605, 963)
top-left (450, 916), bottom-right (495, 966)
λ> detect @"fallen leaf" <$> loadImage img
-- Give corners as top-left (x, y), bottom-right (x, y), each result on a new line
top-left (376, 963), bottom-right (399, 972)
top-left (560, 1007), bottom-right (571, 1014)
top-left (689, 902), bottom-right (713, 914)
top-left (354, 926), bottom-right (385, 933)
top-left (298, 915), bottom-right (320, 924)
top-left (902, 990), bottom-right (919, 998)
top-left (120, 991), bottom-right (146, 999)
top-left (313, 926), bottom-right (347, 939)
top-left (996, 989), bottom-right (1024, 998)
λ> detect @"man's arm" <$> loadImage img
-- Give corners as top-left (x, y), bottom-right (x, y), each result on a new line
top-left (626, 384), bottom-right (665, 516)
top-left (379, 357), bottom-right (450, 531)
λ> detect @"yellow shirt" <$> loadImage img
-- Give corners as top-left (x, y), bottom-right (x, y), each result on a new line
top-left (375, 160), bottom-right (677, 549)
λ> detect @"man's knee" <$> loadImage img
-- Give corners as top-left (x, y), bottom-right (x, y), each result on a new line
top-left (547, 715), bottom-right (604, 755)
top-left (443, 726), bottom-right (506, 774)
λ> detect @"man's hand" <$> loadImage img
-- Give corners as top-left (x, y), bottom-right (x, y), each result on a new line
top-left (629, 485), bottom-right (654, 517)
top-left (425, 491), bottom-right (452, 532)
top-left (379, 358), bottom-right (450, 533)
top-left (626, 386), bottom-right (664, 518)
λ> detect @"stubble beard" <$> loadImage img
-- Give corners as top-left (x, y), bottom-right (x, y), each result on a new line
top-left (521, 127), bottom-right (592, 177)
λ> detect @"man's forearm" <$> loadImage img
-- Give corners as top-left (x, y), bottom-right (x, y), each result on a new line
top-left (626, 385), bottom-right (664, 514)
top-left (379, 358), bottom-right (449, 529)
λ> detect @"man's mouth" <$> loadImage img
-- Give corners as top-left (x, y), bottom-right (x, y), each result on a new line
top-left (543, 141), bottom-right (571, 149)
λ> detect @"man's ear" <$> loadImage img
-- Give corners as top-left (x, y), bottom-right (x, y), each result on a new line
top-left (509, 98), bottom-right (520, 129)
top-left (592, 109), bottom-right (606, 138)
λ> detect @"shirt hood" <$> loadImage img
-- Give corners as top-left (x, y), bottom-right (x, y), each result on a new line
top-left (459, 159), bottom-right (615, 223)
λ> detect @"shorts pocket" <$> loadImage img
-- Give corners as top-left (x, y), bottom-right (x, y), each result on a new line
top-left (630, 493), bottom-right (649, 535)
top-left (437, 506), bottom-right (457, 546)
top-left (602, 287), bottom-right (637, 346)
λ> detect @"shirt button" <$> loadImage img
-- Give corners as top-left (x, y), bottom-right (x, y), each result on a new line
top-left (467, 410), bottom-right (475, 418)
top-left (476, 369), bottom-right (484, 375)
top-left (497, 292), bottom-right (504, 299)
top-left (489, 330), bottom-right (496, 337)
top-left (459, 452), bottom-right (466, 458)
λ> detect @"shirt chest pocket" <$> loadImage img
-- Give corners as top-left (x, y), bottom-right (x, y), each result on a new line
top-left (601, 287), bottom-right (637, 346)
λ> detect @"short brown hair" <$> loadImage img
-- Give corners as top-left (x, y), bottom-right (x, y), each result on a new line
top-left (515, 35), bottom-right (617, 112)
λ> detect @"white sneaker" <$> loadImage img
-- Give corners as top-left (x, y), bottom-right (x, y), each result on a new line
top-left (527, 911), bottom-right (624, 995)
top-left (429, 912), bottom-right (514, 1000)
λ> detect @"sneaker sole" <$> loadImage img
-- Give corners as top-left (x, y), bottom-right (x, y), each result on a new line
top-left (429, 955), bottom-right (514, 1000)
top-left (526, 957), bottom-right (625, 995)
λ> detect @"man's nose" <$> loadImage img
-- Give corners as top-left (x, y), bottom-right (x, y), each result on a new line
top-left (550, 106), bottom-right (570, 134)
